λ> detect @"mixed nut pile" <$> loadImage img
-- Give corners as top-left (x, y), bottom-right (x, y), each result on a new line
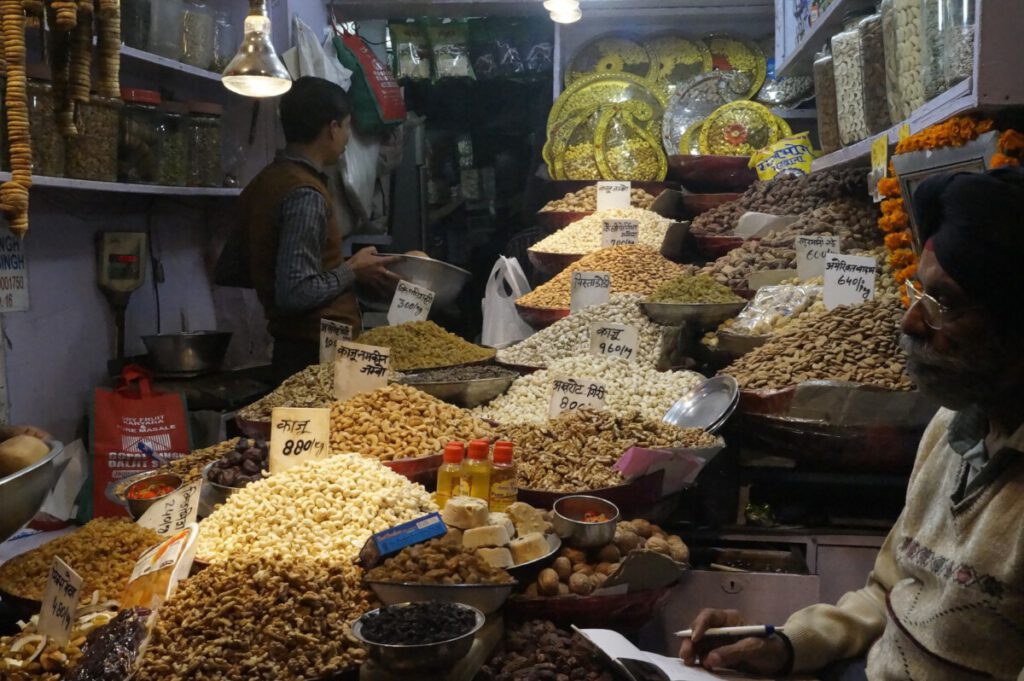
top-left (366, 535), bottom-right (514, 585)
top-left (539, 186), bottom-right (656, 212)
top-left (530, 208), bottom-right (670, 255)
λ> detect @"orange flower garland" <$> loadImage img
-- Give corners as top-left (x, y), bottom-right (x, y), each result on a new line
top-left (878, 116), bottom-right (1024, 306)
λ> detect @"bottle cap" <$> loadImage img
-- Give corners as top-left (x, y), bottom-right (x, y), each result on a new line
top-left (467, 439), bottom-right (490, 460)
top-left (492, 441), bottom-right (514, 464)
top-left (443, 442), bottom-right (465, 464)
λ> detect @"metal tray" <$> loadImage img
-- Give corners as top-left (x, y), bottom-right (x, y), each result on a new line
top-left (663, 375), bottom-right (739, 433)
top-left (641, 301), bottom-right (745, 330)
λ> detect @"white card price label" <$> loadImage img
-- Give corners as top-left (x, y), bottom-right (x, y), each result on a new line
top-left (334, 340), bottom-right (391, 402)
top-left (136, 481), bottom-right (201, 536)
top-left (824, 253), bottom-right (877, 310)
top-left (796, 235), bottom-right (841, 280)
top-left (570, 271), bottom-right (610, 313)
top-left (319, 318), bottom-right (353, 365)
top-left (37, 557), bottom-right (82, 647)
top-left (602, 219), bottom-right (639, 247)
top-left (387, 281), bottom-right (435, 326)
top-left (589, 322), bottom-right (639, 362)
top-left (269, 407), bottom-right (332, 474)
top-left (549, 376), bottom-right (608, 418)
top-left (596, 181), bottom-right (631, 210)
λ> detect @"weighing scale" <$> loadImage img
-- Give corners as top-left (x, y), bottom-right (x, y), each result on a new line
top-left (96, 231), bottom-right (147, 360)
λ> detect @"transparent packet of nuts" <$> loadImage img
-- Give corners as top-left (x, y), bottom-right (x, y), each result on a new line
top-left (120, 524), bottom-right (199, 612)
top-left (728, 284), bottom-right (822, 336)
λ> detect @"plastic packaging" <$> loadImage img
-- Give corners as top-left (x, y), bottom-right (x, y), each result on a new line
top-left (943, 0), bottom-right (974, 88)
top-left (488, 441), bottom-right (517, 512)
top-left (749, 133), bottom-right (816, 180)
top-left (859, 12), bottom-right (892, 134)
top-left (435, 442), bottom-right (464, 508)
top-left (389, 21), bottom-right (432, 80)
top-left (147, 0), bottom-right (183, 60)
top-left (727, 284), bottom-right (823, 336)
top-left (119, 88), bottom-right (162, 184)
top-left (754, 37), bottom-right (815, 108)
top-left (66, 96), bottom-right (122, 181)
top-left (181, 0), bottom-right (215, 69)
top-left (427, 20), bottom-right (474, 80)
top-left (920, 0), bottom-right (946, 100)
top-left (831, 12), bottom-right (871, 146)
top-left (158, 102), bottom-right (189, 187)
top-left (812, 47), bottom-right (841, 154)
top-left (27, 80), bottom-right (64, 177)
top-left (122, 0), bottom-right (151, 50)
top-left (186, 101), bottom-right (223, 187)
top-left (459, 439), bottom-right (491, 501)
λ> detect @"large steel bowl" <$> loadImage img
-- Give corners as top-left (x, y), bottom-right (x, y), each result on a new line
top-left (142, 331), bottom-right (232, 376)
top-left (397, 375), bottom-right (515, 408)
top-left (361, 254), bottom-right (471, 312)
top-left (667, 155), bottom-right (757, 193)
top-left (641, 301), bottom-right (746, 331)
top-left (352, 602), bottom-right (485, 673)
top-left (0, 440), bottom-right (66, 543)
top-left (365, 581), bottom-right (515, 616)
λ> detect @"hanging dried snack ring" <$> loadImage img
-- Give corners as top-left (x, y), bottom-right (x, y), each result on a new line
top-left (95, 0), bottom-right (119, 98)
top-left (2, 0), bottom-right (32, 235)
top-left (69, 1), bottom-right (92, 103)
top-left (51, 0), bottom-right (76, 29)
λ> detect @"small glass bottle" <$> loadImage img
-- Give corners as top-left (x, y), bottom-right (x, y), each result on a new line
top-left (459, 439), bottom-right (492, 502)
top-left (488, 441), bottom-right (517, 512)
top-left (435, 442), bottom-right (464, 508)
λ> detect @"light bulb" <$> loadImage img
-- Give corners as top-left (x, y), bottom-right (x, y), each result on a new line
top-left (221, 3), bottom-right (293, 98)
top-left (550, 7), bottom-right (583, 23)
top-left (543, 0), bottom-right (579, 10)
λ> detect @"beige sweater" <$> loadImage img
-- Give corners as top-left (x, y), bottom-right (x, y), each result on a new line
top-left (784, 408), bottom-right (1024, 680)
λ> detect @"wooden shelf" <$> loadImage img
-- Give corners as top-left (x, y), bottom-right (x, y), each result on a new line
top-left (776, 0), bottom-right (877, 78)
top-left (0, 172), bottom-right (241, 197)
top-left (119, 45), bottom-right (223, 82)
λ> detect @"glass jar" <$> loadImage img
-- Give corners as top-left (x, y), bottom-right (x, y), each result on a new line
top-left (147, 0), bottom-right (183, 60)
top-left (122, 0), bottom-right (152, 50)
top-left (832, 12), bottom-right (871, 146)
top-left (943, 0), bottom-right (974, 88)
top-left (66, 96), bottom-right (122, 182)
top-left (118, 88), bottom-right (162, 184)
top-left (158, 102), bottom-right (189, 186)
top-left (920, 0), bottom-right (946, 100)
top-left (27, 80), bottom-right (65, 177)
top-left (812, 46), bottom-right (841, 154)
top-left (187, 102), bottom-right (223, 187)
top-left (859, 11), bottom-right (892, 134)
top-left (181, 0), bottom-right (215, 69)
top-left (211, 12), bottom-right (235, 72)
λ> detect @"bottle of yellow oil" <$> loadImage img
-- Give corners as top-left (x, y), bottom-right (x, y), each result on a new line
top-left (459, 439), bottom-right (492, 502)
top-left (435, 442), bottom-right (464, 508)
top-left (488, 440), bottom-right (517, 511)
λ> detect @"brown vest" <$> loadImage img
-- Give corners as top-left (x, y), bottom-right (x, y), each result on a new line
top-left (237, 158), bottom-right (361, 342)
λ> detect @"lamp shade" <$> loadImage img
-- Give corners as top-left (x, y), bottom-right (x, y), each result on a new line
top-left (222, 3), bottom-right (292, 98)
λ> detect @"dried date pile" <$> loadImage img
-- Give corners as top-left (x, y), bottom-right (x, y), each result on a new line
top-left (476, 620), bottom-right (614, 681)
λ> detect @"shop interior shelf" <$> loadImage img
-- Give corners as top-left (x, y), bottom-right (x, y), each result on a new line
top-left (119, 45), bottom-right (223, 82)
top-left (775, 0), bottom-right (878, 78)
top-left (0, 172), bottom-right (242, 197)
top-left (328, 0), bottom-right (771, 19)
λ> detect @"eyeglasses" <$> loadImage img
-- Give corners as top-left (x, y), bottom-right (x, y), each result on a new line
top-left (905, 280), bottom-right (979, 330)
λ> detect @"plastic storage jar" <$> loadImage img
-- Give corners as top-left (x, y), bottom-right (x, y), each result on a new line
top-left (920, 0), bottom-right (946, 101)
top-left (158, 102), bottom-right (189, 187)
top-left (187, 101), bottom-right (223, 187)
top-left (882, 0), bottom-right (925, 120)
top-left (859, 11), bottom-right (892, 135)
top-left (66, 96), bottom-right (122, 181)
top-left (122, 0), bottom-right (151, 50)
top-left (118, 88), bottom-right (162, 184)
top-left (147, 0), bottom-right (183, 60)
top-left (211, 12), bottom-right (235, 72)
top-left (27, 80), bottom-right (65, 177)
top-left (943, 0), bottom-right (975, 89)
top-left (812, 46), bottom-right (841, 154)
top-left (181, 0), bottom-right (215, 69)
top-left (831, 12), bottom-right (871, 146)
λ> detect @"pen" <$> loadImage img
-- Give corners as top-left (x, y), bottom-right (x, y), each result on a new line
top-left (674, 625), bottom-right (783, 638)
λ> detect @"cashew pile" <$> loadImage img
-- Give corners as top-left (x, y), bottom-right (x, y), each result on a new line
top-left (497, 294), bottom-right (666, 368)
top-left (330, 384), bottom-right (492, 461)
top-left (196, 453), bottom-right (437, 563)
top-left (500, 410), bottom-right (719, 492)
top-left (539, 186), bottom-right (656, 212)
top-left (476, 355), bottom-right (703, 425)
top-left (530, 208), bottom-right (670, 255)
top-left (724, 298), bottom-right (914, 391)
top-left (516, 245), bottom-right (692, 310)
top-left (135, 554), bottom-right (372, 680)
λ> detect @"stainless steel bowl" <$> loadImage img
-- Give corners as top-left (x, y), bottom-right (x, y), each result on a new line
top-left (551, 495), bottom-right (620, 548)
top-left (365, 581), bottom-right (515, 616)
top-left (201, 463), bottom-right (243, 508)
top-left (641, 301), bottom-right (746, 331)
top-left (352, 602), bottom-right (485, 672)
top-left (399, 375), bottom-right (515, 408)
top-left (361, 254), bottom-right (472, 312)
top-left (0, 440), bottom-right (66, 543)
top-left (124, 473), bottom-right (182, 520)
top-left (142, 331), bottom-right (232, 376)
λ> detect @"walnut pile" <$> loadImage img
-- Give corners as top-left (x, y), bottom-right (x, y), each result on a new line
top-left (476, 620), bottom-right (614, 681)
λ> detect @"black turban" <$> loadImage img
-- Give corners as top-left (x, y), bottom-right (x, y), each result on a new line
top-left (912, 167), bottom-right (1024, 307)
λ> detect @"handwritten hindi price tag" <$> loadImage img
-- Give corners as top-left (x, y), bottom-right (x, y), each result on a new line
top-left (570, 271), bottom-right (611, 313)
top-left (796, 235), bottom-right (841, 280)
top-left (136, 481), bottom-right (201, 536)
top-left (37, 557), bottom-right (82, 646)
top-left (602, 219), bottom-right (639, 247)
top-left (898, 123), bottom-right (912, 142)
top-left (589, 322), bottom-right (639, 361)
top-left (824, 253), bottom-right (877, 311)
top-left (269, 407), bottom-right (331, 474)
top-left (549, 376), bottom-right (608, 418)
top-left (596, 181), bottom-right (631, 210)
top-left (320, 318), bottom-right (353, 365)
top-left (388, 281), bottom-right (435, 326)
top-left (334, 340), bottom-right (391, 402)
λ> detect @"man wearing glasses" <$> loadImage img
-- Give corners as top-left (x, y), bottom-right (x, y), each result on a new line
top-left (224, 76), bottom-right (399, 383)
top-left (680, 167), bottom-right (1024, 680)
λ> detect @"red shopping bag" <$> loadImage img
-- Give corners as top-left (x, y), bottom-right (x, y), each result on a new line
top-left (333, 32), bottom-right (407, 135)
top-left (86, 365), bottom-right (191, 518)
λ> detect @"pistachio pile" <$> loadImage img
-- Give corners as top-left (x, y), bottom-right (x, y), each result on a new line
top-left (530, 208), bottom-right (670, 255)
top-left (724, 298), bottom-right (913, 391)
top-left (237, 364), bottom-right (335, 422)
top-left (359, 321), bottom-right (495, 371)
top-left (540, 186), bottom-right (656, 212)
top-left (649, 275), bottom-right (745, 304)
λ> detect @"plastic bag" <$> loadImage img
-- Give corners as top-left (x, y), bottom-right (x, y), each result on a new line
top-left (482, 256), bottom-right (535, 349)
top-left (390, 21), bottom-right (432, 80)
top-left (427, 20), bottom-right (475, 80)
top-left (282, 17), bottom-right (352, 90)
top-left (336, 129), bottom-right (381, 226)
top-left (750, 132), bottom-right (816, 181)
top-left (728, 283), bottom-right (822, 336)
top-left (332, 32), bottom-right (407, 135)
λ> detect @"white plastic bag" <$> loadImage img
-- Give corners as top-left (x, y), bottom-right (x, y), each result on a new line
top-left (338, 130), bottom-right (381, 224)
top-left (282, 18), bottom-right (352, 91)
top-left (482, 257), bottom-right (535, 349)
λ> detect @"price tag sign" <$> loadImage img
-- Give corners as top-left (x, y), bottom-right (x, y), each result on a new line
top-left (334, 340), bottom-right (390, 402)
top-left (37, 557), bottom-right (82, 646)
top-left (388, 281), bottom-right (435, 326)
top-left (589, 322), bottom-right (639, 361)
top-left (319, 319), bottom-right (353, 365)
top-left (0, 226), bottom-right (29, 312)
top-left (795, 235), bottom-right (841, 280)
top-left (898, 124), bottom-right (912, 142)
top-left (136, 481), bottom-right (201, 536)
top-left (269, 407), bottom-right (332, 474)
top-left (596, 181), bottom-right (631, 210)
top-left (549, 376), bottom-right (608, 418)
top-left (601, 219), bottom-right (639, 247)
top-left (824, 253), bottom-right (877, 310)
top-left (570, 271), bottom-right (610, 313)
top-left (871, 135), bottom-right (889, 175)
